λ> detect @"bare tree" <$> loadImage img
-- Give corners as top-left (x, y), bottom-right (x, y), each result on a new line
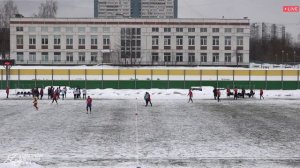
top-left (0, 0), bottom-right (19, 28)
top-left (36, 0), bottom-right (58, 18)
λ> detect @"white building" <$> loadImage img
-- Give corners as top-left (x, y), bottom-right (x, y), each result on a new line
top-left (10, 17), bottom-right (250, 66)
top-left (94, 0), bottom-right (131, 18)
top-left (140, 0), bottom-right (178, 18)
top-left (94, 0), bottom-right (178, 18)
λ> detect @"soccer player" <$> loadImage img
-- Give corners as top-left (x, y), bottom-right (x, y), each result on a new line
top-left (86, 96), bottom-right (92, 114)
top-left (33, 97), bottom-right (39, 111)
top-left (187, 89), bottom-right (193, 103)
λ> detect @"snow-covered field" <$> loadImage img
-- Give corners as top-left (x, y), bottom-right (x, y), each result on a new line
top-left (0, 88), bottom-right (300, 168)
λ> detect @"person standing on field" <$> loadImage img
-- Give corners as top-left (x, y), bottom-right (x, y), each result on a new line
top-left (6, 87), bottom-right (9, 99)
top-left (144, 92), bottom-right (152, 107)
top-left (226, 88), bottom-right (231, 98)
top-left (213, 87), bottom-right (217, 100)
top-left (51, 91), bottom-right (58, 104)
top-left (217, 89), bottom-right (221, 102)
top-left (33, 97), bottom-right (39, 111)
top-left (234, 87), bottom-right (238, 100)
top-left (187, 89), bottom-right (193, 103)
top-left (86, 96), bottom-right (92, 114)
top-left (82, 88), bottom-right (87, 99)
top-left (40, 88), bottom-right (44, 100)
top-left (260, 88), bottom-right (264, 100)
top-left (241, 88), bottom-right (245, 98)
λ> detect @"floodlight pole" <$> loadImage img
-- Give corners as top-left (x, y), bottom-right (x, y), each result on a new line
top-left (6, 65), bottom-right (9, 88)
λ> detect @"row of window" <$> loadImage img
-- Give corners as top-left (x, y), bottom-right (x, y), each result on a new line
top-left (16, 52), bottom-right (98, 62)
top-left (152, 27), bottom-right (245, 33)
top-left (16, 26), bottom-right (245, 33)
top-left (16, 35), bottom-right (244, 49)
top-left (17, 35), bottom-right (111, 46)
top-left (152, 36), bottom-right (244, 46)
top-left (151, 53), bottom-right (244, 63)
top-left (15, 51), bottom-right (244, 63)
top-left (16, 26), bottom-right (111, 33)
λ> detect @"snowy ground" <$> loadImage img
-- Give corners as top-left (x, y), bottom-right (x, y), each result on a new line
top-left (0, 89), bottom-right (300, 168)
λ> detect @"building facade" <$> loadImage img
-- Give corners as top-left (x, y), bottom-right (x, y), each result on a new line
top-left (94, 0), bottom-right (178, 18)
top-left (10, 18), bottom-right (250, 66)
top-left (251, 23), bottom-right (286, 40)
top-left (94, 0), bottom-right (131, 18)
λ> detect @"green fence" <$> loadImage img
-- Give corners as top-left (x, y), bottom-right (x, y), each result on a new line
top-left (2, 80), bottom-right (299, 90)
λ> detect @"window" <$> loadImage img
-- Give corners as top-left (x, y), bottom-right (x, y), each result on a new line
top-left (16, 35), bottom-right (23, 45)
top-left (152, 36), bottom-right (159, 46)
top-left (29, 35), bottom-right (36, 45)
top-left (29, 52), bottom-right (36, 62)
top-left (78, 27), bottom-right (86, 33)
top-left (176, 53), bottom-right (183, 62)
top-left (41, 27), bottom-right (48, 32)
top-left (91, 35), bottom-right (98, 45)
top-left (164, 36), bottom-right (171, 46)
top-left (237, 28), bottom-right (244, 33)
top-left (164, 53), bottom-right (171, 62)
top-left (41, 35), bottom-right (48, 45)
top-left (188, 28), bottom-right (195, 32)
top-left (176, 28), bottom-right (183, 32)
top-left (53, 27), bottom-right (61, 32)
top-left (91, 52), bottom-right (98, 62)
top-left (54, 35), bottom-right (61, 45)
top-left (176, 36), bottom-right (183, 46)
top-left (237, 53), bottom-right (243, 63)
top-left (201, 53), bottom-right (207, 62)
top-left (66, 52), bottom-right (73, 62)
top-left (152, 27), bottom-right (159, 32)
top-left (212, 28), bottom-right (219, 33)
top-left (54, 52), bottom-right (61, 62)
top-left (28, 27), bottom-right (36, 32)
top-left (41, 52), bottom-right (48, 62)
top-left (225, 28), bottom-right (232, 33)
top-left (66, 27), bottom-right (73, 32)
top-left (91, 27), bottom-right (98, 33)
top-left (152, 53), bottom-right (159, 62)
top-left (225, 36), bottom-right (231, 46)
top-left (200, 36), bottom-right (207, 46)
top-left (213, 53), bottom-right (219, 62)
top-left (200, 28), bottom-right (207, 32)
top-left (79, 35), bottom-right (85, 45)
top-left (188, 53), bottom-right (195, 62)
top-left (66, 35), bottom-right (73, 45)
top-left (188, 36), bottom-right (195, 46)
top-left (164, 28), bottom-right (171, 32)
top-left (237, 36), bottom-right (243, 46)
top-left (17, 52), bottom-right (24, 62)
top-left (16, 27), bottom-right (23, 32)
top-left (103, 35), bottom-right (110, 45)
top-left (103, 27), bottom-right (110, 33)
top-left (213, 36), bottom-right (219, 46)
top-left (225, 53), bottom-right (231, 63)
top-left (79, 52), bottom-right (85, 62)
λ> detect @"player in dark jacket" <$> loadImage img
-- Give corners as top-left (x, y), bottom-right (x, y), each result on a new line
top-left (86, 96), bottom-right (92, 114)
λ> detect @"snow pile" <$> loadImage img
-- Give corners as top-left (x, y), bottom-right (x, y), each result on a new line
top-left (1, 87), bottom-right (300, 100)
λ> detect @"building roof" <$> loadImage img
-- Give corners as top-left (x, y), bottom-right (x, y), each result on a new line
top-left (10, 17), bottom-right (250, 26)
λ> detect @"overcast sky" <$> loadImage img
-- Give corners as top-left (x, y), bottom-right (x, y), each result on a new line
top-left (9, 0), bottom-right (300, 39)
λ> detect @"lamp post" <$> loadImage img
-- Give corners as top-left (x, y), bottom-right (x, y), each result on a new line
top-left (281, 50), bottom-right (284, 65)
top-left (286, 53), bottom-right (289, 65)
top-left (294, 50), bottom-right (296, 65)
top-left (275, 54), bottom-right (278, 64)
